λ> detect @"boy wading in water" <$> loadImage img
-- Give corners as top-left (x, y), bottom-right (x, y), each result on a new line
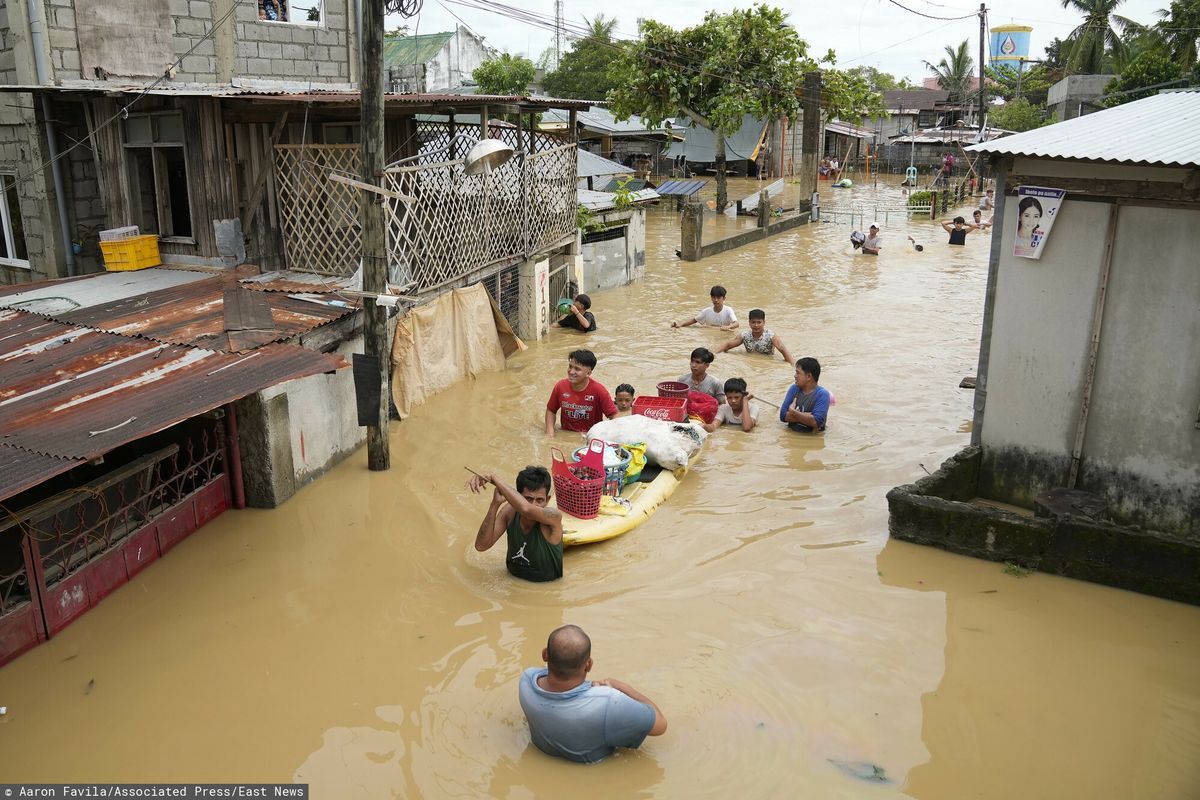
top-left (780, 357), bottom-right (830, 433)
top-left (545, 349), bottom-right (618, 435)
top-left (671, 285), bottom-right (739, 331)
top-left (468, 467), bottom-right (563, 583)
top-left (714, 309), bottom-right (794, 363)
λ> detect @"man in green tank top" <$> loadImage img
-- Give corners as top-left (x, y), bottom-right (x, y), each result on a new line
top-left (468, 466), bottom-right (563, 582)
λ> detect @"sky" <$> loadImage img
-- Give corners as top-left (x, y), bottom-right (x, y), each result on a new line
top-left (388, 0), bottom-right (1168, 84)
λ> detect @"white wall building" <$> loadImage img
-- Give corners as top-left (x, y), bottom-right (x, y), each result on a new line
top-left (966, 92), bottom-right (1200, 538)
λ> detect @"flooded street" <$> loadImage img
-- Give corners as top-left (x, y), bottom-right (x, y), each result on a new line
top-left (2, 177), bottom-right (1198, 798)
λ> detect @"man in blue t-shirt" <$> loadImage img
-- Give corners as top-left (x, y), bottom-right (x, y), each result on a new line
top-left (519, 625), bottom-right (668, 763)
top-left (780, 357), bottom-right (830, 433)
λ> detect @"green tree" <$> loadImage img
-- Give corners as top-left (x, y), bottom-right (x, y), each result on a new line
top-left (1102, 49), bottom-right (1183, 104)
top-left (1157, 0), bottom-right (1200, 73)
top-left (1060, 0), bottom-right (1133, 74)
top-left (542, 14), bottom-right (622, 100)
top-left (925, 40), bottom-right (975, 102)
top-left (845, 66), bottom-right (910, 93)
top-left (985, 63), bottom-right (1054, 105)
top-left (989, 97), bottom-right (1053, 131)
top-left (472, 53), bottom-right (536, 96)
top-left (608, 5), bottom-right (810, 211)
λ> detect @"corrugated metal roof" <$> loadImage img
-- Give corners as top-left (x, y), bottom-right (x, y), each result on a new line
top-left (542, 107), bottom-right (673, 137)
top-left (0, 443), bottom-right (85, 502)
top-left (825, 120), bottom-right (875, 139)
top-left (238, 271), bottom-right (355, 293)
top-left (0, 310), bottom-right (346, 500)
top-left (966, 92), bottom-right (1200, 166)
top-left (0, 269), bottom-right (358, 352)
top-left (0, 83), bottom-right (592, 109)
top-left (0, 268), bottom-right (210, 316)
top-left (578, 187), bottom-right (660, 211)
top-left (578, 149), bottom-right (633, 180)
top-left (655, 179), bottom-right (708, 196)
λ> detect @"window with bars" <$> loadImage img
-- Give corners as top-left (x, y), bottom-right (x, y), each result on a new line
top-left (124, 113), bottom-right (194, 240)
top-left (0, 172), bottom-right (29, 268)
top-left (479, 264), bottom-right (520, 329)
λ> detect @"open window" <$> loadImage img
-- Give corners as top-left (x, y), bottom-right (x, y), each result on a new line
top-left (917, 110), bottom-right (938, 128)
top-left (259, 0), bottom-right (323, 25)
top-left (0, 172), bottom-right (30, 268)
top-left (124, 113), bottom-right (194, 241)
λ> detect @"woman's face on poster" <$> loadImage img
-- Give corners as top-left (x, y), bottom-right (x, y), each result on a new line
top-left (1019, 205), bottom-right (1041, 234)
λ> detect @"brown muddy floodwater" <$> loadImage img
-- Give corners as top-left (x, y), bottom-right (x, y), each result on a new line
top-left (2, 177), bottom-right (1198, 798)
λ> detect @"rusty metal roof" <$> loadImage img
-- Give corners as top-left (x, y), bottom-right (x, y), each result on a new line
top-left (238, 271), bottom-right (354, 293)
top-left (0, 270), bottom-right (359, 352)
top-left (0, 309), bottom-right (346, 501)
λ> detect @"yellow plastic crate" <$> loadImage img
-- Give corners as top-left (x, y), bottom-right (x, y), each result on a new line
top-left (100, 235), bottom-right (161, 271)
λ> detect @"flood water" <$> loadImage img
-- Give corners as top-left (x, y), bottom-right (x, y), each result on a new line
top-left (2, 177), bottom-right (1198, 798)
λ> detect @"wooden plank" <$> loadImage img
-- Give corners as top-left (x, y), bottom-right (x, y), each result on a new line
top-left (240, 112), bottom-right (289, 230)
top-left (328, 172), bottom-right (413, 201)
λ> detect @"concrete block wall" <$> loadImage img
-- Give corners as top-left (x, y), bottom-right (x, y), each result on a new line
top-left (233, 0), bottom-right (352, 82)
top-left (29, 0), bottom-right (354, 84)
top-left (0, 109), bottom-right (56, 284)
top-left (0, 1), bottom-right (17, 84)
top-left (60, 104), bottom-right (105, 273)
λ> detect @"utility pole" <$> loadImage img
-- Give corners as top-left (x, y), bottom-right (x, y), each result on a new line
top-left (554, 0), bottom-right (564, 71)
top-left (361, 0), bottom-right (390, 470)
top-left (978, 3), bottom-right (987, 133)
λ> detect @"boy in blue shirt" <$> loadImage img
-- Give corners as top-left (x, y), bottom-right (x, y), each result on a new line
top-left (780, 357), bottom-right (830, 432)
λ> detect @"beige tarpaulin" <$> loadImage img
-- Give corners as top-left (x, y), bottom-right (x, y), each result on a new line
top-left (391, 283), bottom-right (525, 417)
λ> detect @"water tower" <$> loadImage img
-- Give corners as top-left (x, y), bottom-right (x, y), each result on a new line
top-left (990, 24), bottom-right (1034, 71)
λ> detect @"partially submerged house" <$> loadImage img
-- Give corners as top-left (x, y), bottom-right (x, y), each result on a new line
top-left (382, 27), bottom-right (495, 93)
top-left (0, 267), bottom-right (350, 666)
top-left (541, 106), bottom-right (674, 174)
top-left (0, 0), bottom-right (593, 664)
top-left (888, 92), bottom-right (1200, 603)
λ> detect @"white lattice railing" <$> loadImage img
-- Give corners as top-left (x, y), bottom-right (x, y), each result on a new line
top-left (274, 137), bottom-right (577, 289)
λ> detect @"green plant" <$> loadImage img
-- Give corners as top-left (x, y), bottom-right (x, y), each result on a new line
top-left (612, 177), bottom-right (635, 211)
top-left (576, 205), bottom-right (604, 233)
top-left (1003, 562), bottom-right (1032, 577)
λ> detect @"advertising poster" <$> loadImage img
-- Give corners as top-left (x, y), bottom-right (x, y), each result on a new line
top-left (1013, 186), bottom-right (1066, 260)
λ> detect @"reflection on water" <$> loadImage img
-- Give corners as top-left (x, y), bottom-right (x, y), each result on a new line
top-left (1, 177), bottom-right (1197, 798)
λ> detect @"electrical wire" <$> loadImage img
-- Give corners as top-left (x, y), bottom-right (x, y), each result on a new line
top-left (883, 0), bottom-right (979, 22)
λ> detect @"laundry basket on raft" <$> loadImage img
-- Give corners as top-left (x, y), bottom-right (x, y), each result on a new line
top-left (656, 381), bottom-right (689, 399)
top-left (573, 441), bottom-right (634, 493)
top-left (552, 439), bottom-right (605, 519)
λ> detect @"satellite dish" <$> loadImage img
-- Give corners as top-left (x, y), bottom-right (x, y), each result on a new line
top-left (464, 139), bottom-right (514, 176)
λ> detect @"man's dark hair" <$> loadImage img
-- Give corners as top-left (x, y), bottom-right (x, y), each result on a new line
top-left (516, 465), bottom-right (552, 495)
top-left (569, 349), bottom-right (597, 369)
top-left (690, 347), bottom-right (715, 364)
top-left (953, 216), bottom-right (966, 224)
top-left (546, 624), bottom-right (592, 679)
top-left (724, 377), bottom-right (747, 394)
top-left (574, 293), bottom-right (592, 311)
top-left (796, 357), bottom-right (821, 382)
top-left (615, 383), bottom-right (635, 395)
top-left (748, 308), bottom-right (765, 321)
top-left (709, 285), bottom-right (727, 298)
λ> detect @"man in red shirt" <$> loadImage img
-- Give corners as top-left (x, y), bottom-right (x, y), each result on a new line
top-left (545, 349), bottom-right (619, 434)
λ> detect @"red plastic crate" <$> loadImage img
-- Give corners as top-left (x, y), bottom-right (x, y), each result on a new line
top-left (632, 395), bottom-right (687, 422)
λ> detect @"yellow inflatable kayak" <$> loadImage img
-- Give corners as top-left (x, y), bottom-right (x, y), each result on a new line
top-left (560, 450), bottom-right (700, 546)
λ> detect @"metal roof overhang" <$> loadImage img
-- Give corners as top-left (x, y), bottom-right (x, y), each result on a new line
top-left (0, 83), bottom-right (591, 114)
top-left (0, 309), bottom-right (347, 503)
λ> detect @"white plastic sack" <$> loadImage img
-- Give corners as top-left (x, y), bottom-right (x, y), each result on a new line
top-left (587, 416), bottom-right (707, 470)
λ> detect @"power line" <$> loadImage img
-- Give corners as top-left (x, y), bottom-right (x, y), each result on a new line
top-left (883, 0), bottom-right (978, 22)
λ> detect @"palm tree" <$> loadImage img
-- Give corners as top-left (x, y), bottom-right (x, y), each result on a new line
top-left (580, 13), bottom-right (617, 42)
top-left (1157, 0), bottom-right (1200, 74)
top-left (925, 40), bottom-right (975, 102)
top-left (1061, 0), bottom-right (1134, 73)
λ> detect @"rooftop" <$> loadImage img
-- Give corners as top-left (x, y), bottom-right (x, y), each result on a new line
top-left (966, 91), bottom-right (1200, 167)
top-left (0, 268), bottom-right (353, 502)
top-left (883, 88), bottom-right (951, 111)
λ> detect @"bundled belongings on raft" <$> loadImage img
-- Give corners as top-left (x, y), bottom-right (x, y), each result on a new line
top-left (587, 416), bottom-right (707, 471)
